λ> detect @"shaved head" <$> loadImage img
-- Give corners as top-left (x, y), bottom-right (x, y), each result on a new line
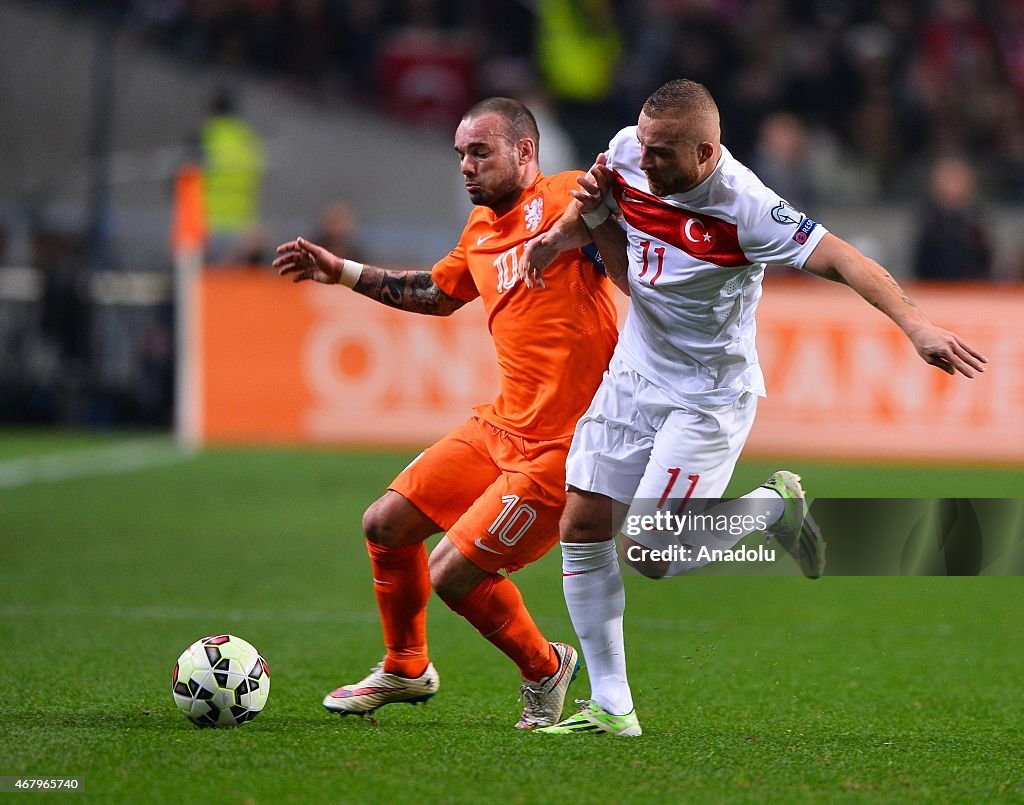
top-left (642, 79), bottom-right (720, 146)
top-left (635, 80), bottom-right (723, 195)
top-left (462, 97), bottom-right (540, 152)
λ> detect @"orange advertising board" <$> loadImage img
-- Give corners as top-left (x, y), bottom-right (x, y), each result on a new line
top-left (749, 279), bottom-right (1023, 461)
top-left (198, 270), bottom-right (500, 446)
top-left (193, 269), bottom-right (1023, 462)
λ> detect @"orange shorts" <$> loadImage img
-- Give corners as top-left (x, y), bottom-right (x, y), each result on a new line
top-left (389, 415), bottom-right (570, 573)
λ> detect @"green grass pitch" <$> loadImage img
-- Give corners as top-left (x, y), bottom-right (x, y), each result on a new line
top-left (0, 432), bottom-right (1022, 803)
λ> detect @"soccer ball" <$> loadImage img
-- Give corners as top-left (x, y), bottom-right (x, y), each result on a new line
top-left (172, 634), bottom-right (270, 727)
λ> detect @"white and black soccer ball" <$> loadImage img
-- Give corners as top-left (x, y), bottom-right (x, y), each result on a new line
top-left (172, 634), bottom-right (270, 727)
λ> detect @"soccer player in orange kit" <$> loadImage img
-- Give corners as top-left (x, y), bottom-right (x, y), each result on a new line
top-left (273, 97), bottom-right (618, 729)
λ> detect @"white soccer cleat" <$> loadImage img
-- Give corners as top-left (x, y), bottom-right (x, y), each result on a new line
top-left (515, 642), bottom-right (580, 729)
top-left (322, 660), bottom-right (439, 715)
top-left (761, 470), bottom-right (826, 579)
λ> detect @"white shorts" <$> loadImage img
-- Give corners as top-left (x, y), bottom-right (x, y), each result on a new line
top-left (565, 356), bottom-right (758, 506)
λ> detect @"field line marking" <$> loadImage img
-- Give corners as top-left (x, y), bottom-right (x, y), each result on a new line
top-left (0, 439), bottom-right (195, 489)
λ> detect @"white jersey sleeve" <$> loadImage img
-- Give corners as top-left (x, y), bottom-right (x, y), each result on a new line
top-left (734, 182), bottom-right (827, 269)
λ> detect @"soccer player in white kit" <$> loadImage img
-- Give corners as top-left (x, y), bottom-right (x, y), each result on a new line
top-left (519, 80), bottom-right (988, 737)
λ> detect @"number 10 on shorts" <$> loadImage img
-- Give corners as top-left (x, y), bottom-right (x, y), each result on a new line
top-left (488, 495), bottom-right (537, 547)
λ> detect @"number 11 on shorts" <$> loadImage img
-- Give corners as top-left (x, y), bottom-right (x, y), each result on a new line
top-left (657, 468), bottom-right (700, 513)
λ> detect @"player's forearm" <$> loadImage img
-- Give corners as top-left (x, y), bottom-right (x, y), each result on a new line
top-left (547, 202), bottom-right (595, 253)
top-left (803, 233), bottom-right (987, 377)
top-left (588, 218), bottom-right (630, 296)
top-left (829, 249), bottom-right (930, 336)
top-left (804, 233), bottom-right (930, 336)
top-left (353, 267), bottom-right (464, 316)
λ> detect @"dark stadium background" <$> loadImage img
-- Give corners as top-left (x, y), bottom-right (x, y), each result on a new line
top-left (1, 0), bottom-right (1023, 430)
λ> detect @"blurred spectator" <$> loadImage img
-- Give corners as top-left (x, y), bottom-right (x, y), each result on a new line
top-left (527, 90), bottom-right (580, 175)
top-left (84, 0), bottom-right (1024, 207)
top-left (314, 200), bottom-right (364, 263)
top-left (137, 313), bottom-right (174, 426)
top-left (657, 7), bottom-right (741, 116)
top-left (276, 0), bottom-right (343, 84)
top-left (750, 112), bottom-right (815, 210)
top-left (995, 0), bottom-right (1024, 101)
top-left (222, 223), bottom-right (273, 268)
top-left (612, 0), bottom-right (676, 116)
top-left (338, 0), bottom-right (386, 102)
top-left (912, 0), bottom-right (1008, 159)
top-left (198, 88), bottom-right (266, 264)
top-left (536, 0), bottom-right (622, 162)
top-left (918, 0), bottom-right (999, 93)
top-left (913, 156), bottom-right (993, 281)
top-left (778, 2), bottom-right (863, 146)
top-left (375, 0), bottom-right (477, 128)
top-left (37, 229), bottom-right (92, 422)
top-left (997, 112), bottom-right (1024, 200)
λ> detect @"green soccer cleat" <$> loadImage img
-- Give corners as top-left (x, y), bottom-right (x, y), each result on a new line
top-left (516, 642), bottom-right (581, 729)
top-left (535, 699), bottom-right (642, 737)
top-left (761, 470), bottom-right (826, 579)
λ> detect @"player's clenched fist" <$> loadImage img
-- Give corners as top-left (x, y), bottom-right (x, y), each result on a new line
top-left (571, 153), bottom-right (614, 213)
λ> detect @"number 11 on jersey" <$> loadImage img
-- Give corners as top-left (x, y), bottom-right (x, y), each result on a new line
top-left (639, 240), bottom-right (666, 285)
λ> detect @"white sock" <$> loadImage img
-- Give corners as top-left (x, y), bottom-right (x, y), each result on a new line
top-left (561, 540), bottom-right (634, 715)
top-left (742, 486), bottom-right (787, 526)
top-left (663, 486), bottom-right (787, 575)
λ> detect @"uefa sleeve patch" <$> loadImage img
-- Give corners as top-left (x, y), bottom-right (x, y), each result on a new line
top-left (793, 217), bottom-right (818, 244)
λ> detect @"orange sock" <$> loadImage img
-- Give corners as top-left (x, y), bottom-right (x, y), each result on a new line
top-left (449, 574), bottom-right (557, 681)
top-left (366, 541), bottom-right (430, 678)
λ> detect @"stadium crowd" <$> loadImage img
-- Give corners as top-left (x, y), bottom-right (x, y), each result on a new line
top-left (55, 0), bottom-right (1024, 208)
top-left (5, 0), bottom-right (1019, 429)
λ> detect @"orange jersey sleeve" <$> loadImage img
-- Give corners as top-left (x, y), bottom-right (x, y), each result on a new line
top-left (432, 239), bottom-right (479, 303)
top-left (431, 172), bottom-right (619, 441)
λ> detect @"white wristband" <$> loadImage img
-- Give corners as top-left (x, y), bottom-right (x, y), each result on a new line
top-left (581, 203), bottom-right (611, 230)
top-left (339, 259), bottom-right (364, 288)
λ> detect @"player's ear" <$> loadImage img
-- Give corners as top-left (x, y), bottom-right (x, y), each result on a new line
top-left (697, 141), bottom-right (715, 165)
top-left (518, 137), bottom-right (536, 165)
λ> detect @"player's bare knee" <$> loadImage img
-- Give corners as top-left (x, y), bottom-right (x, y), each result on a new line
top-left (429, 540), bottom-right (486, 603)
top-left (560, 488), bottom-right (616, 544)
top-left (427, 554), bottom-right (450, 599)
top-left (361, 498), bottom-right (400, 546)
top-left (427, 550), bottom-right (461, 602)
top-left (560, 508), bottom-right (606, 544)
top-left (363, 492), bottom-right (441, 547)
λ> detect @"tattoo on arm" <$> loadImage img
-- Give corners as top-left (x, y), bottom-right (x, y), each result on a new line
top-left (354, 267), bottom-right (466, 316)
top-left (881, 270), bottom-right (917, 309)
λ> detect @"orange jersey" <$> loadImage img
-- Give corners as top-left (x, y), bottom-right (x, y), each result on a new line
top-left (432, 172), bottom-right (619, 441)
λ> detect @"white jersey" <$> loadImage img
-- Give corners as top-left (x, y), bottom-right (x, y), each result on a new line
top-left (605, 127), bottom-right (828, 406)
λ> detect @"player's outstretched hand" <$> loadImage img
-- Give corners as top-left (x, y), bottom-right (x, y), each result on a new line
top-left (571, 153), bottom-right (614, 214)
top-left (909, 324), bottom-right (988, 378)
top-left (273, 237), bottom-right (343, 284)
